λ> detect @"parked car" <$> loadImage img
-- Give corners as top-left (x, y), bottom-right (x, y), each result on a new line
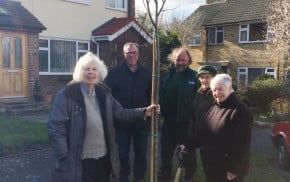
top-left (272, 120), bottom-right (290, 169)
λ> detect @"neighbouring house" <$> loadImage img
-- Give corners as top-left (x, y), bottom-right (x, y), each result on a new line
top-left (0, 0), bottom-right (152, 102)
top-left (185, 0), bottom-right (289, 90)
top-left (0, 0), bottom-right (46, 101)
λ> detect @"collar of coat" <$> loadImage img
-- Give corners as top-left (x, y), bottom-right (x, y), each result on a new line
top-left (64, 80), bottom-right (111, 104)
top-left (215, 92), bottom-right (238, 108)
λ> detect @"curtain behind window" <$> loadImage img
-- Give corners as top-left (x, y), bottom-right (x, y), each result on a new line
top-left (50, 40), bottom-right (76, 72)
top-left (106, 0), bottom-right (115, 7)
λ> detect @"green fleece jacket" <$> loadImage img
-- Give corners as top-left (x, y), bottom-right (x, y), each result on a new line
top-left (160, 67), bottom-right (200, 122)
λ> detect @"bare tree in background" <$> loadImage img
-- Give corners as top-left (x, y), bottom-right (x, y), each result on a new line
top-left (143, 0), bottom-right (166, 181)
top-left (267, 0), bottom-right (290, 80)
top-left (162, 14), bottom-right (191, 45)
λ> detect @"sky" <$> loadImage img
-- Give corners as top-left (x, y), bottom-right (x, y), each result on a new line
top-left (136, 0), bottom-right (206, 19)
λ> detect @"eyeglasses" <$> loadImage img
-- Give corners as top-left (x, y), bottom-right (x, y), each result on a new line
top-left (125, 51), bottom-right (138, 55)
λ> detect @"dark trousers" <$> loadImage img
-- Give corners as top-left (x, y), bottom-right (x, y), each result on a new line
top-left (116, 126), bottom-right (149, 182)
top-left (200, 150), bottom-right (244, 182)
top-left (160, 120), bottom-right (197, 179)
top-left (81, 155), bottom-right (110, 182)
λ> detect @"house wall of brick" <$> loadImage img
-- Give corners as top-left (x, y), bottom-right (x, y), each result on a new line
top-left (187, 29), bottom-right (207, 71)
top-left (27, 33), bottom-right (40, 101)
top-left (39, 75), bottom-right (72, 96)
top-left (187, 24), bottom-right (282, 81)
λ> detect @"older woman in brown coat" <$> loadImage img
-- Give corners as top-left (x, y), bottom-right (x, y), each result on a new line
top-left (183, 74), bottom-right (252, 182)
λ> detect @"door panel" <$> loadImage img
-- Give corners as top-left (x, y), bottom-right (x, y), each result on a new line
top-left (0, 31), bottom-right (27, 98)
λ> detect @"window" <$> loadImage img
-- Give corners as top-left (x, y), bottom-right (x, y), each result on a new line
top-left (0, 7), bottom-right (9, 15)
top-left (239, 23), bottom-right (267, 43)
top-left (106, 0), bottom-right (127, 11)
top-left (237, 67), bottom-right (276, 89)
top-left (39, 38), bottom-right (90, 74)
top-left (65, 0), bottom-right (90, 5)
top-left (14, 37), bottom-right (22, 68)
top-left (207, 26), bottom-right (224, 45)
top-left (188, 31), bottom-right (201, 46)
top-left (2, 37), bottom-right (10, 68)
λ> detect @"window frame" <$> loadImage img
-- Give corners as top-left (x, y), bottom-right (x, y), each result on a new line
top-left (39, 38), bottom-right (90, 75)
top-left (188, 31), bottom-right (201, 46)
top-left (105, 0), bottom-right (127, 12)
top-left (237, 67), bottom-right (276, 89)
top-left (207, 26), bottom-right (224, 45)
top-left (239, 23), bottom-right (268, 43)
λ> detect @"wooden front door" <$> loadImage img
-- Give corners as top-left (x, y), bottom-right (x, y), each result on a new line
top-left (0, 31), bottom-right (27, 98)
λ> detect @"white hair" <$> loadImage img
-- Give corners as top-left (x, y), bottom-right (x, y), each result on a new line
top-left (73, 52), bottom-right (108, 83)
top-left (210, 73), bottom-right (232, 89)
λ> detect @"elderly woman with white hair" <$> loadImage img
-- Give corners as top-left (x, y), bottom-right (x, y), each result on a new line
top-left (183, 74), bottom-right (252, 182)
top-left (47, 52), bottom-right (158, 182)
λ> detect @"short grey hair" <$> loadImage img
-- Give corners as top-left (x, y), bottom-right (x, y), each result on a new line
top-left (210, 73), bottom-right (232, 89)
top-left (73, 52), bottom-right (108, 83)
top-left (123, 42), bottom-right (139, 53)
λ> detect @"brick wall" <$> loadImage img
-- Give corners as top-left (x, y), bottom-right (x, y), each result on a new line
top-left (27, 33), bottom-right (40, 101)
top-left (187, 28), bottom-right (206, 71)
top-left (39, 75), bottom-right (72, 96)
top-left (187, 24), bottom-right (282, 81)
top-left (127, 0), bottom-right (135, 17)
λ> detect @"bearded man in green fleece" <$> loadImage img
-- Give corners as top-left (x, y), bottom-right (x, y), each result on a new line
top-left (159, 48), bottom-right (200, 182)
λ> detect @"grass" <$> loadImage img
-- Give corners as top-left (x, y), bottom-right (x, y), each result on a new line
top-left (144, 152), bottom-right (282, 182)
top-left (0, 114), bottom-right (49, 156)
top-left (244, 153), bottom-right (282, 182)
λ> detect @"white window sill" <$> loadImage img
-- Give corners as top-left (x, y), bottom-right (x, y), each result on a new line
top-left (188, 44), bottom-right (201, 47)
top-left (105, 6), bottom-right (127, 12)
top-left (239, 40), bottom-right (267, 44)
top-left (64, 0), bottom-right (90, 5)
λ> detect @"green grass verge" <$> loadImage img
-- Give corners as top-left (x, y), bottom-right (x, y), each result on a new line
top-left (144, 152), bottom-right (281, 182)
top-left (0, 114), bottom-right (49, 156)
top-left (244, 153), bottom-right (282, 182)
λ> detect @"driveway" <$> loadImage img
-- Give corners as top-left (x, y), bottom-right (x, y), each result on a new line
top-left (251, 127), bottom-right (290, 182)
top-left (0, 150), bottom-right (53, 182)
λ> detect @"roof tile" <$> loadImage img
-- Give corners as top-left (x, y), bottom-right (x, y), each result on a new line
top-left (92, 17), bottom-right (136, 36)
top-left (0, 0), bottom-right (46, 32)
top-left (186, 0), bottom-right (273, 28)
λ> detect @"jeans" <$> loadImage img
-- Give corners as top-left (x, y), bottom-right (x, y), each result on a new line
top-left (116, 126), bottom-right (149, 182)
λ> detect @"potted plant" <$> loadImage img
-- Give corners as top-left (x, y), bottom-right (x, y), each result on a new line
top-left (33, 80), bottom-right (42, 102)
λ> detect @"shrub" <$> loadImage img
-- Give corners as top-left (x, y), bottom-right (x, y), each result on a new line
top-left (236, 91), bottom-right (251, 106)
top-left (246, 77), bottom-right (283, 113)
top-left (269, 98), bottom-right (290, 122)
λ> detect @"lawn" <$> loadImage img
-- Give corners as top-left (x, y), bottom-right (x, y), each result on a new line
top-left (145, 153), bottom-right (282, 182)
top-left (0, 114), bottom-right (284, 181)
top-left (0, 114), bottom-right (49, 156)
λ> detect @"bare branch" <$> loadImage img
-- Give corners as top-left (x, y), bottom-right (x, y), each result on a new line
top-left (144, 0), bottom-right (156, 28)
top-left (162, 4), bottom-right (181, 13)
top-left (157, 0), bottom-right (167, 16)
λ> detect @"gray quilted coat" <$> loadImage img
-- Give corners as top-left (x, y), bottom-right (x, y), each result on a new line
top-left (47, 82), bottom-right (146, 182)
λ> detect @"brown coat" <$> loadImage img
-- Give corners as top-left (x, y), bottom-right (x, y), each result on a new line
top-left (188, 93), bottom-right (252, 181)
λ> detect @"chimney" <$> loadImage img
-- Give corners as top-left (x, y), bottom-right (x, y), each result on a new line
top-left (127, 0), bottom-right (135, 17)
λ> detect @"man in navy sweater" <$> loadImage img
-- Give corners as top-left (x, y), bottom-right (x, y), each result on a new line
top-left (106, 42), bottom-right (151, 182)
